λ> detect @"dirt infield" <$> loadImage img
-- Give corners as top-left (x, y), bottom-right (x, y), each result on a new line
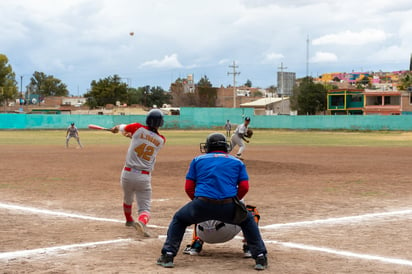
top-left (1, 142), bottom-right (412, 273)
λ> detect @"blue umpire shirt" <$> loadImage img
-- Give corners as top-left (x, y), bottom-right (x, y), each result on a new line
top-left (186, 152), bottom-right (249, 199)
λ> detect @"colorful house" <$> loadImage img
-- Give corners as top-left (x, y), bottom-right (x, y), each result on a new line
top-left (363, 90), bottom-right (401, 115)
top-left (327, 89), bottom-right (403, 115)
top-left (327, 89), bottom-right (364, 115)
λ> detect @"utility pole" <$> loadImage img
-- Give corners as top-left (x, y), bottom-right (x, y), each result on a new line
top-left (227, 61), bottom-right (240, 108)
top-left (306, 35), bottom-right (310, 77)
top-left (278, 62), bottom-right (287, 114)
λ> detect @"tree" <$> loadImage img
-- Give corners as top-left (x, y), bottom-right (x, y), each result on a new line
top-left (197, 75), bottom-right (212, 87)
top-left (290, 77), bottom-right (327, 115)
top-left (197, 87), bottom-right (217, 107)
top-left (144, 86), bottom-right (172, 108)
top-left (398, 71), bottom-right (412, 91)
top-left (28, 71), bottom-right (68, 97)
top-left (84, 74), bottom-right (128, 108)
top-left (410, 53), bottom-right (412, 71)
top-left (126, 87), bottom-right (144, 105)
top-left (266, 85), bottom-right (277, 97)
top-left (244, 79), bottom-right (252, 87)
top-left (0, 54), bottom-right (18, 106)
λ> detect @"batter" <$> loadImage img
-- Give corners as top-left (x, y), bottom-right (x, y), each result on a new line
top-left (110, 109), bottom-right (165, 237)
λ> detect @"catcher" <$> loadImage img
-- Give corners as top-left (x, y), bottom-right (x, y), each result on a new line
top-left (230, 117), bottom-right (253, 160)
top-left (183, 204), bottom-right (261, 258)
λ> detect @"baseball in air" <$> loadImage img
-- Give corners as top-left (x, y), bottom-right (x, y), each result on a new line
top-left (129, 32), bottom-right (134, 36)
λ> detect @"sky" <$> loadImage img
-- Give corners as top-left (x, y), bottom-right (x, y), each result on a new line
top-left (1, 0), bottom-right (412, 95)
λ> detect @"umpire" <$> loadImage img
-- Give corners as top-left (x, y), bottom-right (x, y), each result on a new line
top-left (157, 132), bottom-right (268, 270)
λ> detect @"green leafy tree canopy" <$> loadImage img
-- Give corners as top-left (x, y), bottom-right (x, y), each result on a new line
top-left (197, 75), bottom-right (212, 87)
top-left (291, 77), bottom-right (327, 115)
top-left (0, 54), bottom-right (18, 103)
top-left (84, 74), bottom-right (128, 108)
top-left (28, 71), bottom-right (69, 97)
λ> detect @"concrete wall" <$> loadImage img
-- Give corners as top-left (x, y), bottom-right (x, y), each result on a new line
top-left (2, 107), bottom-right (412, 130)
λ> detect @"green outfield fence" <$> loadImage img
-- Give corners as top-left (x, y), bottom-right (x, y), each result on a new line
top-left (1, 107), bottom-right (412, 130)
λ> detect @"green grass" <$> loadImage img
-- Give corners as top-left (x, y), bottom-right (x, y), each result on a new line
top-left (1, 129), bottom-right (412, 147)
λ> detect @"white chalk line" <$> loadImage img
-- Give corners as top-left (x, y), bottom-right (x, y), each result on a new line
top-left (0, 239), bottom-right (133, 260)
top-left (261, 209), bottom-right (412, 230)
top-left (266, 240), bottom-right (412, 267)
top-left (0, 202), bottom-right (167, 229)
top-left (2, 202), bottom-right (412, 267)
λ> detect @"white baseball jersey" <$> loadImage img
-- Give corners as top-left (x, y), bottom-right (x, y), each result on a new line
top-left (196, 220), bottom-right (241, 243)
top-left (123, 123), bottom-right (165, 172)
top-left (234, 123), bottom-right (248, 137)
top-left (67, 126), bottom-right (79, 136)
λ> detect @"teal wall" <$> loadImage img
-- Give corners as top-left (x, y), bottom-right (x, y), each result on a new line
top-left (2, 107), bottom-right (412, 130)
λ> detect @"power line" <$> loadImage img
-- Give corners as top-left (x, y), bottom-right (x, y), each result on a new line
top-left (227, 61), bottom-right (240, 108)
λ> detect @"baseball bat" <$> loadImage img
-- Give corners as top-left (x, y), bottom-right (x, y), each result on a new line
top-left (88, 124), bottom-right (112, 131)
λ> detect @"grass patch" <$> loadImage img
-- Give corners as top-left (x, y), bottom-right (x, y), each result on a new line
top-left (1, 129), bottom-right (412, 147)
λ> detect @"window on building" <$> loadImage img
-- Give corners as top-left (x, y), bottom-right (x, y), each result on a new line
top-left (351, 94), bottom-right (362, 102)
top-left (331, 95), bottom-right (344, 107)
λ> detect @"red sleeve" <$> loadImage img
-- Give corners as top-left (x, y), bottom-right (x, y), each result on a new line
top-left (124, 123), bottom-right (144, 135)
top-left (237, 180), bottom-right (249, 200)
top-left (185, 179), bottom-right (196, 200)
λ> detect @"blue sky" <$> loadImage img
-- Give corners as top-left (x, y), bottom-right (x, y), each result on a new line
top-left (1, 0), bottom-right (411, 95)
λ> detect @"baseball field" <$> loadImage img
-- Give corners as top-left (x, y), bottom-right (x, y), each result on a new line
top-left (1, 129), bottom-right (412, 273)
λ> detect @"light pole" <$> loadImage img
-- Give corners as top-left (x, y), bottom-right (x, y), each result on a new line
top-left (227, 61), bottom-right (240, 108)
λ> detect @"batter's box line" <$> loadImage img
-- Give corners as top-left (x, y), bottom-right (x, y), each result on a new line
top-left (0, 202), bottom-right (167, 229)
top-left (0, 238), bottom-right (133, 261)
top-left (261, 209), bottom-right (412, 230)
top-left (266, 240), bottom-right (412, 267)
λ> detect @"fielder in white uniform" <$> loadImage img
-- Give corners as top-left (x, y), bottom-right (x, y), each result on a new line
top-left (66, 123), bottom-right (83, 148)
top-left (230, 117), bottom-right (251, 159)
top-left (110, 109), bottom-right (166, 237)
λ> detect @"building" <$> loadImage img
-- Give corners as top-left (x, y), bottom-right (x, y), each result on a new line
top-left (363, 90), bottom-right (401, 115)
top-left (277, 71), bottom-right (296, 96)
top-left (327, 89), bottom-right (364, 115)
top-left (327, 89), bottom-right (406, 115)
top-left (240, 97), bottom-right (291, 115)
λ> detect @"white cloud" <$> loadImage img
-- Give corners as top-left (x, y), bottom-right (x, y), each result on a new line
top-left (1, 0), bottom-right (411, 92)
top-left (218, 59), bottom-right (230, 65)
top-left (312, 29), bottom-right (389, 46)
top-left (140, 54), bottom-right (183, 69)
top-left (310, 52), bottom-right (338, 63)
top-left (263, 53), bottom-right (284, 63)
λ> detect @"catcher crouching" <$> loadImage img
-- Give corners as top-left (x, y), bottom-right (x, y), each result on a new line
top-left (156, 132), bottom-right (267, 270)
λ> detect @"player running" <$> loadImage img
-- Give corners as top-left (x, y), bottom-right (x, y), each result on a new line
top-left (230, 117), bottom-right (251, 160)
top-left (110, 109), bottom-right (166, 237)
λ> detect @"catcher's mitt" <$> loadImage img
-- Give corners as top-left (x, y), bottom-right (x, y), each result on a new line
top-left (245, 128), bottom-right (253, 138)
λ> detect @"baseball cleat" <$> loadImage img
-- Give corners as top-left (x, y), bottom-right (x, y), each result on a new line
top-left (254, 254), bottom-right (268, 270)
top-left (243, 244), bottom-right (252, 258)
top-left (156, 253), bottom-right (174, 268)
top-left (235, 153), bottom-right (243, 161)
top-left (125, 221), bottom-right (136, 227)
top-left (135, 220), bottom-right (151, 237)
top-left (182, 239), bottom-right (203, 255)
